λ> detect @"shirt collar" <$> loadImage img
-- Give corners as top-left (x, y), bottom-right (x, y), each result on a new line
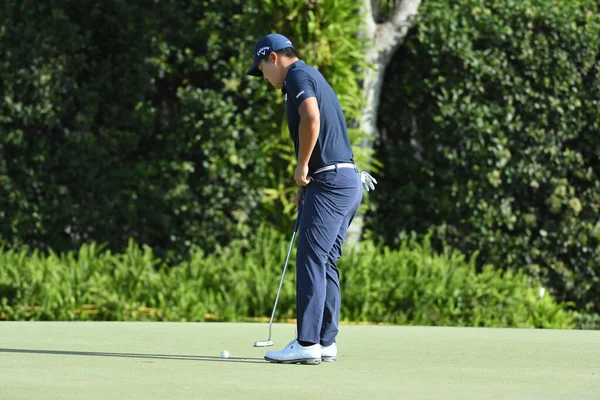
top-left (281, 60), bottom-right (305, 95)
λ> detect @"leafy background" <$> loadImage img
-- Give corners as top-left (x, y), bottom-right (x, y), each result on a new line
top-left (1, 0), bottom-right (599, 324)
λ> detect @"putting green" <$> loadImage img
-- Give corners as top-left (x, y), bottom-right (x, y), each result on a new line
top-left (0, 322), bottom-right (598, 399)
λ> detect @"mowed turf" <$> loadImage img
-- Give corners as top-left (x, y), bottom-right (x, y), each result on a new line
top-left (0, 322), bottom-right (598, 399)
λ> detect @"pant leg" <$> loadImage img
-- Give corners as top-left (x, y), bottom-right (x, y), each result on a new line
top-left (296, 167), bottom-right (362, 344)
top-left (320, 171), bottom-right (362, 346)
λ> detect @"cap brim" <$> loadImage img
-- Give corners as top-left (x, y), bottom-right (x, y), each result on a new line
top-left (246, 59), bottom-right (263, 77)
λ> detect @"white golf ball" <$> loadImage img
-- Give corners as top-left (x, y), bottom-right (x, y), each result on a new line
top-left (220, 350), bottom-right (230, 359)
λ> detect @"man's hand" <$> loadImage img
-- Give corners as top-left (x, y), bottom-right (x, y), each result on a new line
top-left (294, 164), bottom-right (311, 187)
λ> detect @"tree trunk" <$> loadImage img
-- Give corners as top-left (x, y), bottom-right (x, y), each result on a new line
top-left (346, 0), bottom-right (422, 246)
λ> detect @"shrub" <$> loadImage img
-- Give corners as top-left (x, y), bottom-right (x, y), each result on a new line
top-left (0, 230), bottom-right (575, 328)
top-left (340, 238), bottom-right (574, 328)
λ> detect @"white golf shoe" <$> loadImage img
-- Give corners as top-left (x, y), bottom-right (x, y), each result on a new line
top-left (264, 339), bottom-right (322, 365)
top-left (320, 343), bottom-right (337, 362)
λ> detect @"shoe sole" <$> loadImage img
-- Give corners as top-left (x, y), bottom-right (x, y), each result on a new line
top-left (264, 356), bottom-right (321, 365)
top-left (321, 356), bottom-right (336, 362)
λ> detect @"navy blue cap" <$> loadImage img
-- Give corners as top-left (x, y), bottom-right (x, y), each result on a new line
top-left (247, 33), bottom-right (294, 76)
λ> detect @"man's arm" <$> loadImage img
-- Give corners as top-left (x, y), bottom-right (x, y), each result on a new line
top-left (294, 97), bottom-right (320, 186)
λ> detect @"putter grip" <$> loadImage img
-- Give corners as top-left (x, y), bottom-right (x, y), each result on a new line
top-left (294, 202), bottom-right (303, 232)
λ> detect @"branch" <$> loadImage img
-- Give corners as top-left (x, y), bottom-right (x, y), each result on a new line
top-left (362, 0), bottom-right (376, 37)
top-left (376, 0), bottom-right (422, 64)
top-left (388, 0), bottom-right (421, 29)
top-left (371, 0), bottom-right (380, 22)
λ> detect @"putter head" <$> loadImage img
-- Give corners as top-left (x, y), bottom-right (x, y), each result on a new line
top-left (253, 340), bottom-right (274, 347)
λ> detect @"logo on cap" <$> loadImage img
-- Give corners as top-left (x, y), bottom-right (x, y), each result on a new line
top-left (257, 46), bottom-right (270, 56)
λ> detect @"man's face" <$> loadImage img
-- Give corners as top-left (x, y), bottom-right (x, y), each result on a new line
top-left (258, 53), bottom-right (283, 89)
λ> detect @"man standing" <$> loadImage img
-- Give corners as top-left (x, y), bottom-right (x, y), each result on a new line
top-left (247, 33), bottom-right (373, 364)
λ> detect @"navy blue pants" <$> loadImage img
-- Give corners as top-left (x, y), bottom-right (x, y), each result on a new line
top-left (296, 166), bottom-right (362, 346)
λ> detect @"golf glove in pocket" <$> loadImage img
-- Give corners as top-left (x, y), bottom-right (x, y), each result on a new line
top-left (360, 171), bottom-right (378, 192)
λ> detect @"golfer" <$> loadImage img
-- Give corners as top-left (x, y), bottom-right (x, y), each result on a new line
top-left (248, 33), bottom-right (376, 364)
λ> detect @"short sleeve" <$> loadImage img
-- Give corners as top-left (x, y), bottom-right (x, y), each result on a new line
top-left (286, 69), bottom-right (317, 109)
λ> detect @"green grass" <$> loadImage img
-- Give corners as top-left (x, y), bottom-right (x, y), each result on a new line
top-left (0, 322), bottom-right (598, 399)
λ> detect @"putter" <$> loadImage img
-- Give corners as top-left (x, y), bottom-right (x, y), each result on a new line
top-left (254, 201), bottom-right (304, 347)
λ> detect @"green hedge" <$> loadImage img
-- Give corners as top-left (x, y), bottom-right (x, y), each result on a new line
top-left (369, 0), bottom-right (600, 313)
top-left (0, 227), bottom-right (574, 328)
top-left (0, 0), bottom-right (275, 260)
top-left (0, 0), bottom-right (370, 262)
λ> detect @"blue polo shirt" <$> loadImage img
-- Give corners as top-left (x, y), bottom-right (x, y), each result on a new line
top-left (282, 60), bottom-right (354, 173)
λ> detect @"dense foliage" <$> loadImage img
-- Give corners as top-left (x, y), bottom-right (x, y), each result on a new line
top-left (1, 0), bottom-right (269, 260)
top-left (1, 0), bottom-right (599, 323)
top-left (0, 231), bottom-right (574, 329)
top-left (0, 0), bottom-right (369, 261)
top-left (369, 0), bottom-right (600, 313)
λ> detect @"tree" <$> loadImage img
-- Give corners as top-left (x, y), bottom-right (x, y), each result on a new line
top-left (346, 0), bottom-right (422, 245)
